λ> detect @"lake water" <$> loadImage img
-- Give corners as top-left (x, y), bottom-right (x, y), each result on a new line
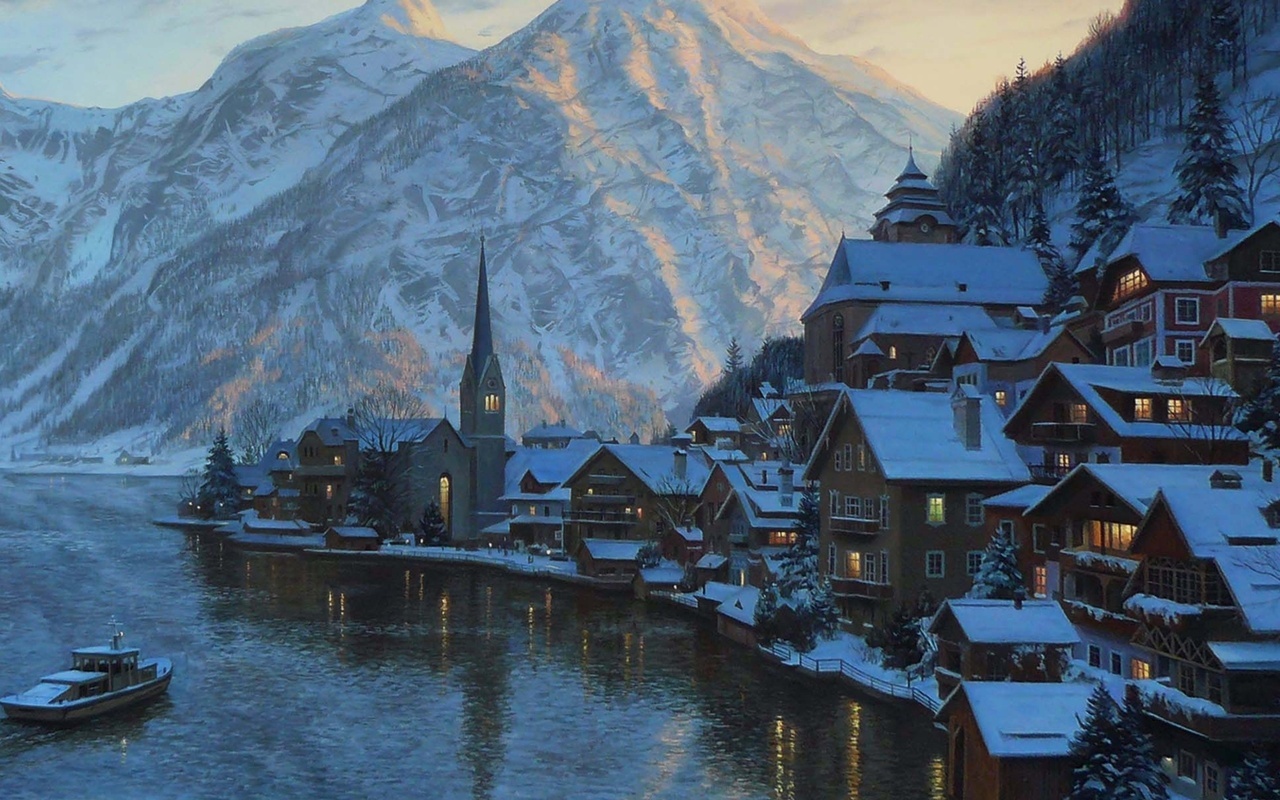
top-left (0, 474), bottom-right (946, 799)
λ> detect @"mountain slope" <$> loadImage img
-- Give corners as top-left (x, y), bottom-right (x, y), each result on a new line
top-left (0, 0), bottom-right (959, 456)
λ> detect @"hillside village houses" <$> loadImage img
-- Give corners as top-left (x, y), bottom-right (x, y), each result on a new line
top-left (205, 153), bottom-right (1280, 799)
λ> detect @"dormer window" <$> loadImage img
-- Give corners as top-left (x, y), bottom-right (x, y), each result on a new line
top-left (1134, 397), bottom-right (1153, 421)
top-left (1114, 268), bottom-right (1149, 301)
top-left (1167, 398), bottom-right (1189, 423)
top-left (277, 451), bottom-right (290, 460)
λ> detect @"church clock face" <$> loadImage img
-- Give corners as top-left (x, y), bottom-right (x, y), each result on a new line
top-left (920, 221), bottom-right (931, 233)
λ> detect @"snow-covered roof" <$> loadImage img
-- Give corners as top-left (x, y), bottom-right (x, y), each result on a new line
top-left (688, 416), bottom-right (741, 434)
top-left (673, 526), bottom-right (704, 543)
top-left (940, 682), bottom-right (1094, 758)
top-left (503, 440), bottom-right (600, 496)
top-left (580, 539), bottom-right (646, 562)
top-left (1202, 317), bottom-right (1276, 343)
top-left (715, 462), bottom-right (801, 530)
top-left (1008, 364), bottom-right (1242, 442)
top-left (301, 416), bottom-right (357, 446)
top-left (961, 326), bottom-right (1064, 363)
top-left (1028, 462), bottom-right (1267, 518)
top-left (851, 339), bottom-right (885, 358)
top-left (575, 444), bottom-right (713, 495)
top-left (982, 483), bottom-right (1052, 511)
top-left (803, 239), bottom-right (1049, 320)
top-left (751, 396), bottom-right (790, 423)
top-left (825, 389), bottom-right (1029, 484)
top-left (715, 586), bottom-right (760, 626)
top-left (522, 421), bottom-right (586, 440)
top-left (852, 303), bottom-right (999, 341)
top-left (695, 581), bottom-right (741, 605)
top-left (639, 566), bottom-right (685, 585)
top-left (1079, 223), bottom-right (1247, 281)
top-left (328, 526), bottom-right (379, 539)
top-left (1207, 641), bottom-right (1280, 671)
top-left (931, 599), bottom-right (1079, 645)
top-left (695, 553), bottom-right (727, 570)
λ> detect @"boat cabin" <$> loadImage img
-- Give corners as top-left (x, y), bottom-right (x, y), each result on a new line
top-left (66, 645), bottom-right (153, 692)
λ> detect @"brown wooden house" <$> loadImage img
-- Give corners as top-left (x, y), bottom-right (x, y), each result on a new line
top-left (1200, 317), bottom-right (1276, 395)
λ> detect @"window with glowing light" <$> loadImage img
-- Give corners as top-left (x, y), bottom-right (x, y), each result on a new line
top-left (1113, 268), bottom-right (1149, 300)
top-left (926, 493), bottom-right (945, 525)
top-left (1264, 294), bottom-right (1280, 315)
top-left (1167, 397), bottom-right (1189, 422)
top-left (439, 474), bottom-right (452, 535)
top-left (994, 389), bottom-right (1008, 407)
top-left (1130, 658), bottom-right (1152, 680)
top-left (845, 551), bottom-right (862, 579)
top-left (1033, 565), bottom-right (1047, 597)
top-left (1133, 397), bottom-right (1153, 421)
top-left (484, 393), bottom-right (501, 413)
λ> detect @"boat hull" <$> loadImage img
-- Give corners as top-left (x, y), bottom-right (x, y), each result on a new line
top-left (1, 660), bottom-right (173, 724)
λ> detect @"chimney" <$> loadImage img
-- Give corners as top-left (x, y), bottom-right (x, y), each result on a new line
top-left (1210, 469), bottom-right (1243, 490)
top-left (1214, 208), bottom-right (1227, 239)
top-left (1038, 314), bottom-right (1051, 334)
top-left (346, 407), bottom-right (355, 429)
top-left (1265, 459), bottom-right (1274, 483)
top-left (1013, 586), bottom-right (1026, 610)
top-left (779, 463), bottom-right (794, 507)
top-left (879, 280), bottom-right (891, 291)
top-left (952, 387), bottom-right (982, 451)
top-left (629, 431), bottom-right (640, 445)
top-left (674, 448), bottom-right (688, 481)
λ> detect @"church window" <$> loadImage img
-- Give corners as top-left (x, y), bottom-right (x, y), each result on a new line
top-left (439, 475), bottom-right (453, 536)
top-left (484, 394), bottom-right (501, 413)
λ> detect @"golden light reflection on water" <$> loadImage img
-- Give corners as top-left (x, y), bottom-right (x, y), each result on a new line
top-left (771, 715), bottom-right (797, 799)
top-left (929, 754), bottom-right (946, 799)
top-left (846, 698), bottom-right (863, 797)
top-left (119, 735), bottom-right (128, 765)
top-left (440, 592), bottom-right (450, 668)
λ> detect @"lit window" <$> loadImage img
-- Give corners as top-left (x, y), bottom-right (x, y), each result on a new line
top-left (1114, 268), bottom-right (1149, 300)
top-left (1131, 659), bottom-right (1153, 680)
top-left (925, 551), bottom-right (945, 578)
top-left (888, 345), bottom-right (898, 360)
top-left (1034, 565), bottom-right (1047, 598)
top-left (1264, 294), bottom-right (1280, 316)
top-left (966, 551), bottom-right (984, 575)
top-left (994, 389), bottom-right (1008, 407)
top-left (484, 393), bottom-right (501, 413)
top-left (845, 551), bottom-right (862, 579)
top-left (1055, 452), bottom-right (1073, 472)
top-left (926, 493), bottom-right (945, 524)
top-left (1176, 340), bottom-right (1196, 364)
top-left (1167, 397), bottom-right (1189, 422)
top-left (1261, 251), bottom-right (1280, 272)
top-left (965, 494), bottom-right (984, 527)
top-left (1087, 520), bottom-right (1137, 551)
top-left (325, 484), bottom-right (333, 500)
top-left (1069, 403), bottom-right (1088, 424)
top-left (1134, 397), bottom-right (1153, 421)
top-left (1174, 297), bottom-right (1199, 324)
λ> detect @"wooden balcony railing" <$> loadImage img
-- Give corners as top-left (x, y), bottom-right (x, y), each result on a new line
top-left (829, 576), bottom-right (893, 600)
top-left (829, 515), bottom-right (881, 536)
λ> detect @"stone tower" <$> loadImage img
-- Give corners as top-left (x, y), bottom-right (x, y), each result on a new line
top-left (459, 238), bottom-right (507, 535)
top-left (870, 147), bottom-right (958, 244)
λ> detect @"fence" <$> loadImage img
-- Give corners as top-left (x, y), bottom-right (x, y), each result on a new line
top-left (763, 641), bottom-right (941, 714)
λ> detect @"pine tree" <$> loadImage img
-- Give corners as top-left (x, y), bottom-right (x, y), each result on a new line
top-left (776, 488), bottom-right (820, 598)
top-left (348, 448), bottom-right (401, 538)
top-left (802, 579), bottom-right (840, 646)
top-left (635, 541), bottom-right (662, 569)
top-left (1044, 54), bottom-right (1080, 185)
top-left (1029, 201), bottom-right (1078, 312)
top-left (1112, 691), bottom-right (1168, 800)
top-left (1006, 144), bottom-right (1041, 240)
top-left (754, 579), bottom-right (781, 646)
top-left (1237, 340), bottom-right (1280, 453)
top-left (1226, 752), bottom-right (1280, 799)
top-left (872, 604), bottom-right (925, 669)
top-left (962, 116), bottom-right (1006, 246)
top-left (1070, 143), bottom-right (1132, 263)
top-left (416, 501), bottom-right (448, 545)
top-left (969, 524), bottom-right (1025, 600)
top-left (198, 428), bottom-right (239, 518)
top-left (1168, 68), bottom-right (1249, 230)
top-left (1208, 0), bottom-right (1241, 77)
top-left (725, 338), bottom-right (744, 374)
top-left (1067, 683), bottom-right (1124, 800)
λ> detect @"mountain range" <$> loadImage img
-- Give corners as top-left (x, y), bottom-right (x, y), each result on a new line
top-left (0, 0), bottom-right (959, 456)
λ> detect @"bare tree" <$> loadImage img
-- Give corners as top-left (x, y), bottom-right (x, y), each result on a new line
top-left (1230, 94), bottom-right (1280, 222)
top-left (1165, 376), bottom-right (1242, 465)
top-left (653, 473), bottom-right (702, 532)
top-left (178, 469), bottom-right (202, 515)
top-left (352, 382), bottom-right (431, 453)
top-left (232, 397), bottom-right (285, 465)
top-left (348, 382), bottom-right (432, 537)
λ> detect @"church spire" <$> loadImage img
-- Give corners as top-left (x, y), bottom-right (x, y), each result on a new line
top-left (471, 236), bottom-right (493, 369)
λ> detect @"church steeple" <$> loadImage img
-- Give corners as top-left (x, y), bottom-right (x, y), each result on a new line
top-left (471, 236), bottom-right (494, 371)
top-left (869, 146), bottom-right (958, 244)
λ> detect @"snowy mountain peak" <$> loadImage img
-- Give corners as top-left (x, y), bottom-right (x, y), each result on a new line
top-left (355, 0), bottom-right (452, 40)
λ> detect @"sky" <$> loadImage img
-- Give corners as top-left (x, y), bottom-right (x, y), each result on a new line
top-left (0, 0), bottom-right (1125, 112)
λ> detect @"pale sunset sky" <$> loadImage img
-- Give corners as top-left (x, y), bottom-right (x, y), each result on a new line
top-left (0, 0), bottom-right (1124, 112)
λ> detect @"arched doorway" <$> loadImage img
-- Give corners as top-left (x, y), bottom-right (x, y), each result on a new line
top-left (439, 474), bottom-right (453, 537)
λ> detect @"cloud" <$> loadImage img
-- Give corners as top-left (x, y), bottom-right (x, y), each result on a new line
top-left (0, 48), bottom-right (52, 73)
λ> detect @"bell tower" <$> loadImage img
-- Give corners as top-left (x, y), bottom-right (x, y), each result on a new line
top-left (459, 237), bottom-right (507, 534)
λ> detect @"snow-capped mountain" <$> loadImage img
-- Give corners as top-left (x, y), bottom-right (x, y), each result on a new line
top-left (0, 0), bottom-right (959, 456)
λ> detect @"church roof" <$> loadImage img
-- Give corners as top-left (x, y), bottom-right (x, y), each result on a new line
top-left (802, 238), bottom-right (1048, 320)
top-left (897, 147), bottom-right (926, 181)
top-left (470, 238), bottom-right (494, 370)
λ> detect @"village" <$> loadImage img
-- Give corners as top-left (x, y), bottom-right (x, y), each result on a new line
top-left (163, 155), bottom-right (1280, 800)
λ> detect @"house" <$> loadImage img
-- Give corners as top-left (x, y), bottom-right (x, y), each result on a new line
top-left (843, 303), bottom-right (1000, 388)
top-left (1120, 474), bottom-right (1280, 795)
top-left (937, 681), bottom-right (1094, 800)
top-left (804, 385), bottom-right (1031, 628)
top-left (947, 320), bottom-right (1094, 415)
top-left (561, 444), bottom-right (712, 556)
top-left (292, 413), bottom-right (360, 525)
top-left (1079, 221), bottom-right (1280, 371)
top-left (702, 460), bottom-right (801, 587)
top-left (521, 420), bottom-right (591, 449)
top-left (324, 526), bottom-right (381, 552)
top-left (686, 417), bottom-right (743, 449)
top-left (485, 439), bottom-right (598, 550)
top-left (661, 526), bottom-right (705, 566)
top-left (1200, 317), bottom-right (1276, 394)
top-left (715, 585), bottom-right (761, 648)
top-left (576, 538), bottom-right (645, 581)
top-left (745, 383), bottom-right (795, 456)
top-left (115, 450), bottom-right (150, 466)
top-left (1002, 362), bottom-right (1247, 482)
top-left (928, 598), bottom-right (1079, 700)
top-left (979, 483), bottom-right (1054, 600)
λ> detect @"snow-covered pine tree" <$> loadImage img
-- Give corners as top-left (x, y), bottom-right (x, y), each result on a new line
top-left (636, 541), bottom-right (662, 569)
top-left (803, 578), bottom-right (840, 646)
top-left (1113, 691), bottom-right (1169, 800)
top-left (1208, 0), bottom-right (1241, 79)
top-left (1029, 201), bottom-right (1079, 313)
top-left (417, 500), bottom-right (448, 545)
top-left (1168, 67), bottom-right (1249, 230)
top-left (1237, 340), bottom-right (1280, 453)
top-left (1070, 142), bottom-right (1132, 263)
top-left (1006, 144), bottom-right (1041, 241)
top-left (1044, 54), bottom-right (1081, 186)
top-left (725, 338), bottom-right (744, 374)
top-left (1226, 752), bottom-right (1280, 799)
top-left (198, 428), bottom-right (239, 518)
top-left (754, 579), bottom-right (781, 646)
top-left (776, 487), bottom-right (820, 598)
top-left (969, 523), bottom-right (1024, 600)
top-left (1067, 683), bottom-right (1124, 800)
top-left (962, 117), bottom-right (1006, 246)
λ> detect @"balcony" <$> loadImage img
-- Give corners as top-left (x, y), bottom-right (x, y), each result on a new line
top-left (1029, 463), bottom-right (1074, 484)
top-left (1029, 422), bottom-right (1096, 443)
top-left (829, 515), bottom-right (881, 536)
top-left (1102, 319), bottom-right (1145, 345)
top-left (579, 492), bottom-right (634, 505)
top-left (587, 474), bottom-right (626, 486)
top-left (1142, 686), bottom-right (1280, 742)
top-left (563, 509), bottom-right (639, 526)
top-left (830, 577), bottom-right (893, 600)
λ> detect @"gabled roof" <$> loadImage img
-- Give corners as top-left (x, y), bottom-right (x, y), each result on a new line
top-left (1005, 363), bottom-right (1243, 442)
top-left (688, 416), bottom-right (742, 434)
top-left (852, 303), bottom-right (999, 341)
top-left (565, 444), bottom-right (713, 495)
top-left (807, 389), bottom-right (1029, 484)
top-left (929, 599), bottom-right (1079, 645)
top-left (1025, 462), bottom-right (1249, 519)
top-left (522, 421), bottom-right (586, 440)
top-left (301, 417), bottom-right (357, 446)
top-left (1082, 222), bottom-right (1249, 282)
top-left (714, 461), bottom-right (801, 530)
top-left (503, 439), bottom-right (600, 496)
top-left (960, 325), bottom-right (1072, 363)
top-left (803, 238), bottom-right (1049, 320)
top-left (580, 539), bottom-right (645, 562)
top-left (982, 483), bottom-right (1052, 511)
top-left (937, 682), bottom-right (1094, 759)
top-left (1202, 317), bottom-right (1276, 343)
